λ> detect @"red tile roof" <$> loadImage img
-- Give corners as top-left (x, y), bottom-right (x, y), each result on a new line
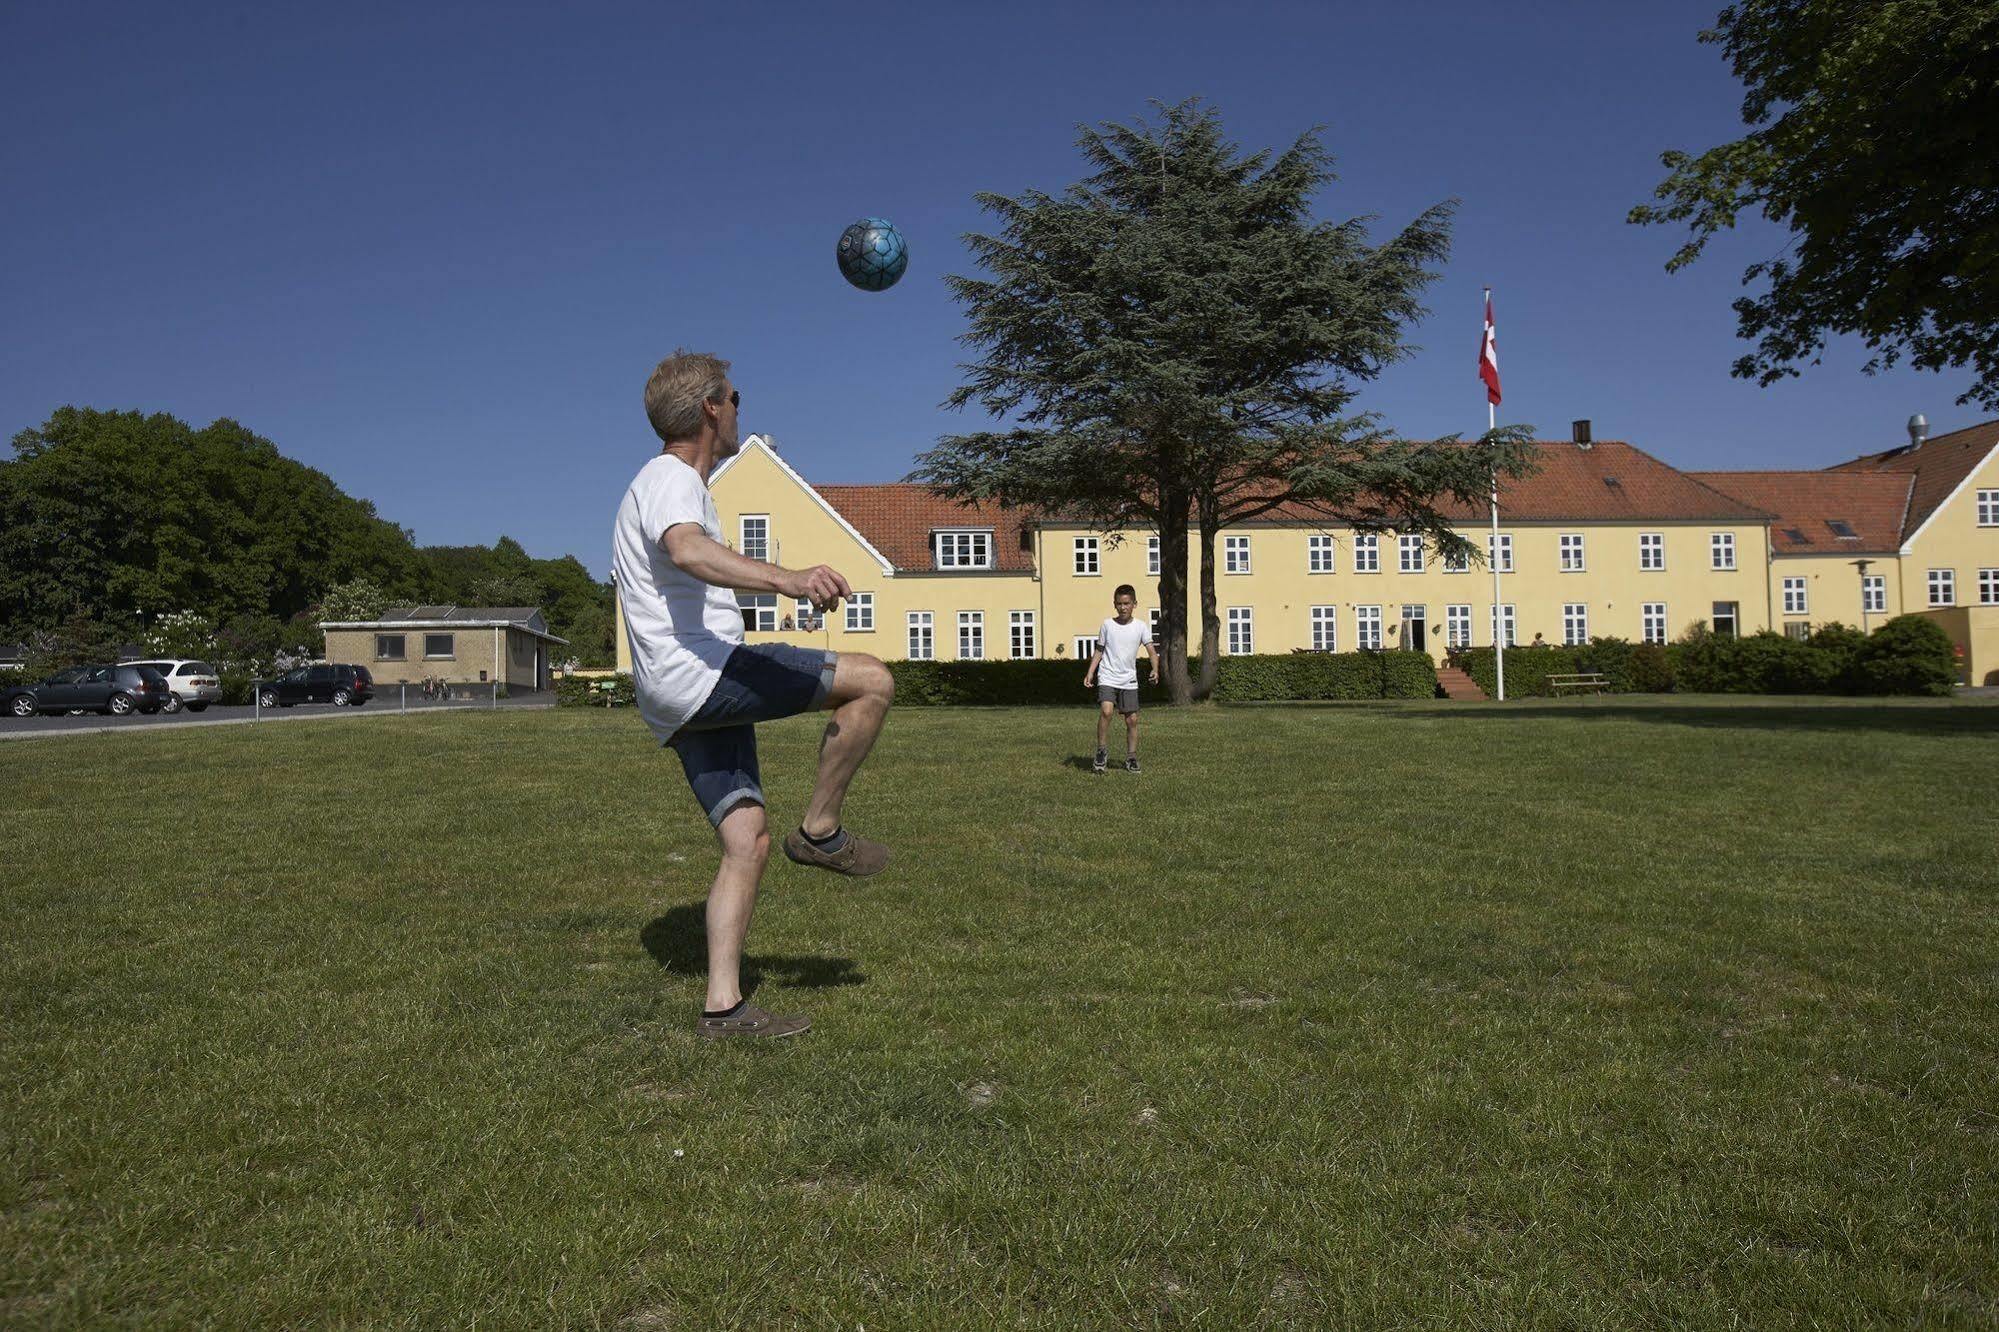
top-left (812, 483), bottom-right (1037, 572)
top-left (1824, 418), bottom-right (1999, 539)
top-left (1687, 471), bottom-right (1912, 553)
top-left (1253, 440), bottom-right (1773, 525)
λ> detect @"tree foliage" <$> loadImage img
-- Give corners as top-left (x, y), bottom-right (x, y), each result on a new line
top-left (917, 100), bottom-right (1533, 700)
top-left (1631, 1), bottom-right (1999, 408)
top-left (0, 407), bottom-right (618, 668)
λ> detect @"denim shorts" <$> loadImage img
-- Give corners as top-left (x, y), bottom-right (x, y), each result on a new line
top-left (669, 643), bottom-right (837, 827)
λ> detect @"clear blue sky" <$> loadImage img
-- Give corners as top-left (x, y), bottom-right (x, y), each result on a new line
top-left (2, 2), bottom-right (1979, 579)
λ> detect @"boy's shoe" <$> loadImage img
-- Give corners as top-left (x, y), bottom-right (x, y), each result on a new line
top-left (1125, 756), bottom-right (1141, 774)
top-left (782, 826), bottom-right (891, 877)
top-left (698, 1002), bottom-right (811, 1040)
top-left (1093, 747), bottom-right (1107, 774)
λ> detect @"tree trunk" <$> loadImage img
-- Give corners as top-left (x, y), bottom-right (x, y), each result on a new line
top-left (1155, 484), bottom-right (1194, 705)
top-left (1194, 502), bottom-right (1221, 699)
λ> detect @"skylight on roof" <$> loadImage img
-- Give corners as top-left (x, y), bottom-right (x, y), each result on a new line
top-left (1783, 527), bottom-right (1810, 545)
top-left (1827, 519), bottom-right (1859, 539)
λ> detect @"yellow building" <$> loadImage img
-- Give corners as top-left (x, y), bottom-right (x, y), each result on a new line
top-left (614, 419), bottom-right (1999, 686)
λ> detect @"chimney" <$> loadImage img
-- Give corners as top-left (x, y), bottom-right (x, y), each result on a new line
top-left (1906, 414), bottom-right (1928, 449)
top-left (1572, 419), bottom-right (1593, 450)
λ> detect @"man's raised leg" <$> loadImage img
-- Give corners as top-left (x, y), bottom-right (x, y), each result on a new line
top-left (785, 652), bottom-right (894, 876)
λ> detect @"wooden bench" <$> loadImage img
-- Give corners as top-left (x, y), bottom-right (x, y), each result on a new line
top-left (1547, 672), bottom-right (1609, 695)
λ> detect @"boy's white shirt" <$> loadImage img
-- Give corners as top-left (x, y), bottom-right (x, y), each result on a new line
top-left (1094, 616), bottom-right (1151, 688)
top-left (612, 453), bottom-right (745, 741)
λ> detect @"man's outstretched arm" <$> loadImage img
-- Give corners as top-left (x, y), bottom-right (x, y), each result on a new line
top-left (661, 523), bottom-right (851, 609)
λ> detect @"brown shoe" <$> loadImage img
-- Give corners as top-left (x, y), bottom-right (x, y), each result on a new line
top-left (782, 827), bottom-right (890, 877)
top-left (697, 1002), bottom-right (811, 1040)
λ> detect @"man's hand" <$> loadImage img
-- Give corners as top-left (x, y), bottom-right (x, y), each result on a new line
top-left (783, 564), bottom-right (851, 612)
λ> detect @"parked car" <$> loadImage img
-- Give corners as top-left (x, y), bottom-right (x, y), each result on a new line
top-left (256, 663), bottom-right (374, 709)
top-left (122, 658), bottom-right (223, 713)
top-left (4, 664), bottom-right (171, 717)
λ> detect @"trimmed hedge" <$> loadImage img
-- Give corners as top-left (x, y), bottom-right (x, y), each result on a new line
top-left (893, 652), bottom-right (1436, 706)
top-left (557, 654), bottom-right (1439, 710)
top-left (556, 673), bottom-right (636, 707)
top-left (1453, 615), bottom-right (1955, 698)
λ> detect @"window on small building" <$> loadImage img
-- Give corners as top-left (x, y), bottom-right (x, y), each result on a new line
top-left (424, 633), bottom-right (454, 658)
top-left (377, 634), bottom-right (406, 660)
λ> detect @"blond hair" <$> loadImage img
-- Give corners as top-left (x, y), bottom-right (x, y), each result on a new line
top-left (643, 350), bottom-right (732, 444)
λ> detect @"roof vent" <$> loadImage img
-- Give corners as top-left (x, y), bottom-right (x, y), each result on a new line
top-left (1907, 414), bottom-right (1928, 449)
top-left (1572, 419), bottom-right (1593, 449)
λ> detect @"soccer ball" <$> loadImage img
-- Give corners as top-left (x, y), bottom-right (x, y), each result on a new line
top-left (836, 217), bottom-right (908, 292)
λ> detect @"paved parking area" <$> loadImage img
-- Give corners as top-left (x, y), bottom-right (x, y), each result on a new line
top-left (0, 696), bottom-right (552, 741)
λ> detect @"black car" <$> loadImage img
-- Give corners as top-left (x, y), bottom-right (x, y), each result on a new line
top-left (256, 663), bottom-right (374, 709)
top-left (4, 664), bottom-right (171, 717)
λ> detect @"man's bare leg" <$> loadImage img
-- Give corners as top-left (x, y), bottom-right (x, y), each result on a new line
top-left (1125, 711), bottom-right (1139, 758)
top-left (801, 653), bottom-right (895, 839)
top-left (1096, 700), bottom-right (1113, 751)
top-left (705, 802), bottom-right (770, 1011)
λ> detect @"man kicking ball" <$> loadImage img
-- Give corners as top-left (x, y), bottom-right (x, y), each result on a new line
top-left (613, 350), bottom-right (895, 1040)
top-left (1081, 583), bottom-right (1159, 773)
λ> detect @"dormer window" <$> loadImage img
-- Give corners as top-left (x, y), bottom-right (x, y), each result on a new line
top-left (933, 529), bottom-right (994, 570)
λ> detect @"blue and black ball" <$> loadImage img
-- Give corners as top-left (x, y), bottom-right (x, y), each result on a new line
top-left (836, 217), bottom-right (908, 292)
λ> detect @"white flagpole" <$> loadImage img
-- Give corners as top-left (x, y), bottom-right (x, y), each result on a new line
top-left (1486, 288), bottom-right (1506, 703)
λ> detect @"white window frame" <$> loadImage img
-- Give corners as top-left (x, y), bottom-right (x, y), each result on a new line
top-left (1309, 605), bottom-right (1337, 652)
top-left (1398, 533), bottom-right (1424, 573)
top-left (1639, 532), bottom-right (1664, 571)
top-left (1487, 533), bottom-right (1513, 572)
top-left (1863, 575), bottom-right (1886, 614)
top-left (1782, 577), bottom-right (1808, 615)
top-left (957, 610), bottom-right (984, 659)
top-left (1711, 531), bottom-right (1737, 571)
top-left (1009, 610), bottom-right (1036, 659)
top-left (1443, 544), bottom-right (1469, 574)
top-left (845, 592), bottom-right (875, 631)
top-left (1641, 602), bottom-right (1667, 645)
top-left (1224, 534), bottom-right (1251, 575)
top-left (1978, 489), bottom-right (1999, 526)
top-left (1353, 534), bottom-right (1380, 573)
top-left (907, 611), bottom-right (934, 660)
top-left (1226, 606), bottom-right (1254, 655)
top-left (1308, 533), bottom-right (1335, 574)
top-left (1073, 536), bottom-right (1100, 576)
top-left (1073, 634), bottom-right (1099, 662)
top-left (1356, 604), bottom-right (1383, 650)
top-left (1562, 602), bottom-right (1588, 646)
top-left (1559, 533), bottom-right (1586, 572)
top-left (933, 529), bottom-right (994, 571)
top-left (1979, 568), bottom-right (1999, 605)
top-left (739, 514), bottom-right (770, 563)
top-left (1490, 604), bottom-right (1516, 647)
top-left (738, 593), bottom-right (777, 632)
top-left (1445, 604), bottom-right (1472, 648)
top-left (1147, 535), bottom-right (1160, 576)
top-left (1929, 568), bottom-right (1956, 607)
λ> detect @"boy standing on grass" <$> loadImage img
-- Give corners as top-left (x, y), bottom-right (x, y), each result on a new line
top-left (1082, 583), bottom-right (1159, 774)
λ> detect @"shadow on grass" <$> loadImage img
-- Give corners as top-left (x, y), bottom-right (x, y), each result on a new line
top-left (640, 904), bottom-right (867, 998)
top-left (1393, 699), bottom-right (1999, 738)
top-left (1061, 754), bottom-right (1105, 772)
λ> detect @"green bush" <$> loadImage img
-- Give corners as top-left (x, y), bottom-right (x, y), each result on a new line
top-left (0, 666), bottom-right (32, 692)
top-left (1453, 644), bottom-right (1587, 698)
top-left (556, 673), bottom-right (635, 707)
top-left (886, 652), bottom-right (1436, 706)
top-left (1846, 615), bottom-right (1957, 696)
top-left (217, 670), bottom-right (256, 707)
top-left (1625, 642), bottom-right (1676, 693)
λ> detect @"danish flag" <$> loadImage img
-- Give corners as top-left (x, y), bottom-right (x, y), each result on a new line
top-left (1478, 291), bottom-right (1501, 406)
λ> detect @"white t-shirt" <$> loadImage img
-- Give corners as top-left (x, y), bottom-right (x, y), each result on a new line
top-left (613, 454), bottom-right (745, 740)
top-left (1095, 616), bottom-right (1152, 688)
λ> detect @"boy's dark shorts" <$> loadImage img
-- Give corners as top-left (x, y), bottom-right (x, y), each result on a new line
top-left (669, 643), bottom-right (837, 827)
top-left (1097, 684), bottom-right (1140, 715)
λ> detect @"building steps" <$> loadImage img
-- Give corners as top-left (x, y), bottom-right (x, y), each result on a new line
top-left (1436, 665), bottom-right (1488, 701)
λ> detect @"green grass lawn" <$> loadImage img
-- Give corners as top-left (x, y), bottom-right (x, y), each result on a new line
top-left (4, 698), bottom-right (1997, 1328)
